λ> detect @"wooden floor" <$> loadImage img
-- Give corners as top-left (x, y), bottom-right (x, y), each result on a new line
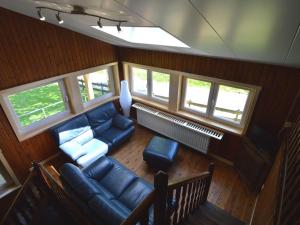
top-left (46, 124), bottom-right (256, 224)
top-left (110, 125), bottom-right (256, 223)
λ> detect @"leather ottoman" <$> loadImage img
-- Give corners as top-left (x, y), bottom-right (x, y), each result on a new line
top-left (143, 136), bottom-right (179, 171)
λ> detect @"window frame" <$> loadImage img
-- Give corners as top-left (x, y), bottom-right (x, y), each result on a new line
top-left (210, 83), bottom-right (253, 128)
top-left (0, 62), bottom-right (120, 141)
top-left (180, 77), bottom-right (215, 117)
top-left (181, 77), bottom-right (258, 129)
top-left (77, 66), bottom-right (116, 108)
top-left (0, 149), bottom-right (20, 199)
top-left (129, 65), bottom-right (171, 105)
top-left (1, 79), bottom-right (70, 139)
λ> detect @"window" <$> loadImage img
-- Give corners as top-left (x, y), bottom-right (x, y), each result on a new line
top-left (0, 149), bottom-right (20, 198)
top-left (131, 67), bottom-right (148, 95)
top-left (213, 85), bottom-right (250, 124)
top-left (183, 78), bottom-right (212, 114)
top-left (151, 71), bottom-right (170, 102)
top-left (0, 62), bottom-right (119, 141)
top-left (91, 26), bottom-right (189, 48)
top-left (7, 82), bottom-right (68, 127)
top-left (182, 76), bottom-right (256, 128)
top-left (130, 66), bottom-right (170, 103)
top-left (124, 62), bottom-right (260, 133)
top-left (77, 68), bottom-right (114, 105)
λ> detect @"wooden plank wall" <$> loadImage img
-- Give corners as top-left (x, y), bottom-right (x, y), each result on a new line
top-left (0, 7), bottom-right (118, 182)
top-left (252, 115), bottom-right (300, 225)
top-left (117, 47), bottom-right (300, 160)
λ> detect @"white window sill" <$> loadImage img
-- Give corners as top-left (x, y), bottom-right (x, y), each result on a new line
top-left (0, 184), bottom-right (21, 199)
top-left (176, 111), bottom-right (243, 136)
top-left (132, 96), bottom-right (169, 111)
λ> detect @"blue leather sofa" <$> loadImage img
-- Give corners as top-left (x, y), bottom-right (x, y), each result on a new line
top-left (52, 102), bottom-right (135, 167)
top-left (60, 156), bottom-right (154, 225)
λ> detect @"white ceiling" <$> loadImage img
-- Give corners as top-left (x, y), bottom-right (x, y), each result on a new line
top-left (1, 0), bottom-right (300, 68)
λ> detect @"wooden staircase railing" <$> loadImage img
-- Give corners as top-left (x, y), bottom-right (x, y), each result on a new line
top-left (166, 163), bottom-right (214, 225)
top-left (121, 163), bottom-right (215, 225)
top-left (1, 163), bottom-right (49, 225)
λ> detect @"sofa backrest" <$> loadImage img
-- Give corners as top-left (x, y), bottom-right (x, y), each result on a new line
top-left (52, 114), bottom-right (91, 145)
top-left (60, 163), bottom-right (101, 201)
top-left (86, 102), bottom-right (117, 136)
top-left (51, 102), bottom-right (118, 145)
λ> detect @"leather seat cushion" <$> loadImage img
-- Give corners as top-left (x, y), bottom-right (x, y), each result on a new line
top-left (88, 194), bottom-right (130, 225)
top-left (97, 126), bottom-right (135, 146)
top-left (118, 179), bottom-right (153, 210)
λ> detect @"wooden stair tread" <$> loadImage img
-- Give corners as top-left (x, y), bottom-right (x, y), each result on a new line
top-left (182, 202), bottom-right (245, 225)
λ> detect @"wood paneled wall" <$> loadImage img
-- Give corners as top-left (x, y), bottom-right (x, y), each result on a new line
top-left (118, 47), bottom-right (300, 160)
top-left (0, 7), bottom-right (118, 182)
top-left (1, 7), bottom-right (300, 180)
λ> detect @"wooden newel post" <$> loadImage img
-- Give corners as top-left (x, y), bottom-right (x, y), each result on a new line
top-left (154, 171), bottom-right (169, 225)
top-left (203, 163), bottom-right (215, 202)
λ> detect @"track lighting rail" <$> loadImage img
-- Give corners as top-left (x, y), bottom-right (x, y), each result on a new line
top-left (36, 6), bottom-right (127, 30)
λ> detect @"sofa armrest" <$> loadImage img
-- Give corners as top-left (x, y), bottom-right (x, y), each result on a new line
top-left (112, 114), bottom-right (134, 130)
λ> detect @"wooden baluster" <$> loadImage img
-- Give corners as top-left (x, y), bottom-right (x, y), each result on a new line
top-left (166, 190), bottom-right (174, 225)
top-left (154, 171), bottom-right (168, 225)
top-left (193, 180), bottom-right (201, 211)
top-left (178, 184), bottom-right (187, 224)
top-left (183, 183), bottom-right (191, 221)
top-left (202, 163), bottom-right (215, 202)
top-left (188, 182), bottom-right (195, 216)
top-left (140, 209), bottom-right (149, 225)
top-left (198, 179), bottom-right (205, 207)
top-left (173, 186), bottom-right (182, 225)
top-left (199, 179), bottom-right (206, 204)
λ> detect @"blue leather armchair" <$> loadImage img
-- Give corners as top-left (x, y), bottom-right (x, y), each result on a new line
top-left (60, 156), bottom-right (154, 225)
top-left (52, 102), bottom-right (135, 167)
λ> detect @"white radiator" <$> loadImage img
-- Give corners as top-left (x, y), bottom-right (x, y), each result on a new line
top-left (133, 103), bottom-right (224, 154)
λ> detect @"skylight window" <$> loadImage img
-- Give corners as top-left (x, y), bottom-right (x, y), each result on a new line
top-left (91, 26), bottom-right (190, 48)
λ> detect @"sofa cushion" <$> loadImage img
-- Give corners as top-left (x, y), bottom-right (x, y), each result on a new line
top-left (76, 139), bottom-right (108, 168)
top-left (52, 114), bottom-right (90, 145)
top-left (71, 129), bottom-right (94, 145)
top-left (88, 194), bottom-right (130, 225)
top-left (97, 126), bottom-right (135, 147)
top-left (60, 163), bottom-right (100, 201)
top-left (99, 160), bottom-right (137, 197)
top-left (118, 179), bottom-right (153, 210)
top-left (59, 141), bottom-right (86, 160)
top-left (93, 119), bottom-right (113, 136)
top-left (83, 156), bottom-right (114, 180)
top-left (86, 102), bottom-right (117, 128)
top-left (112, 114), bottom-right (134, 130)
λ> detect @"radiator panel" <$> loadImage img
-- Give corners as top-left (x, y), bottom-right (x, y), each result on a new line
top-left (133, 103), bottom-right (224, 154)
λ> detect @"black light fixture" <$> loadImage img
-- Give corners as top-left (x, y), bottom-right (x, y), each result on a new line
top-left (56, 12), bottom-right (64, 24)
top-left (36, 6), bottom-right (126, 28)
top-left (97, 18), bottom-right (103, 28)
top-left (117, 22), bottom-right (121, 32)
top-left (37, 8), bottom-right (45, 21)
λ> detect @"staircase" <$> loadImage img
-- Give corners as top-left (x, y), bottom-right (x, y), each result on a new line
top-left (183, 202), bottom-right (245, 225)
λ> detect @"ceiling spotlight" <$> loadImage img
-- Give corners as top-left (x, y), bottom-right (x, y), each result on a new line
top-left (56, 12), bottom-right (64, 24)
top-left (117, 22), bottom-right (121, 32)
top-left (37, 8), bottom-right (45, 21)
top-left (97, 18), bottom-right (102, 28)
